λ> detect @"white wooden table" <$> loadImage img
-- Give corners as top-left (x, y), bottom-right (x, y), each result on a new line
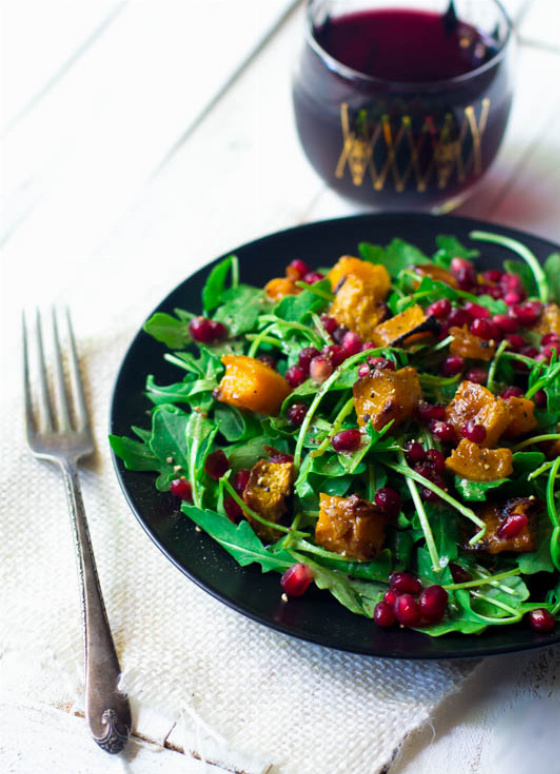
top-left (2, 1), bottom-right (560, 772)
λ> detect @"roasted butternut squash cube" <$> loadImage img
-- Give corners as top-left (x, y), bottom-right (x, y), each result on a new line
top-left (264, 276), bottom-right (300, 301)
top-left (503, 396), bottom-right (537, 439)
top-left (413, 263), bottom-right (458, 288)
top-left (353, 366), bottom-right (422, 430)
top-left (315, 493), bottom-right (387, 560)
top-left (467, 498), bottom-right (539, 554)
top-left (328, 275), bottom-right (387, 341)
top-left (531, 302), bottom-right (560, 337)
top-left (445, 439), bottom-right (513, 481)
top-left (446, 381), bottom-right (511, 447)
top-left (328, 255), bottom-right (390, 299)
top-left (216, 355), bottom-right (291, 415)
top-left (449, 326), bottom-right (496, 361)
top-left (242, 459), bottom-right (294, 542)
top-left (371, 305), bottom-right (429, 347)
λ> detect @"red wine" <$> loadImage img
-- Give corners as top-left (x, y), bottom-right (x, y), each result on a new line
top-left (292, 4), bottom-right (512, 210)
top-left (314, 8), bottom-right (498, 83)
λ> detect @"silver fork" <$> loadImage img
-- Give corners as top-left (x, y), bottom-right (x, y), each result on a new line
top-left (23, 308), bottom-right (131, 754)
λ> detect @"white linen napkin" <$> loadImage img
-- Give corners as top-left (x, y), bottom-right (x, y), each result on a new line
top-left (0, 315), bottom-right (477, 774)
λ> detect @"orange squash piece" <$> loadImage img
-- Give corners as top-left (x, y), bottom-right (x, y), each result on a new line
top-left (446, 381), bottom-right (511, 447)
top-left (413, 264), bottom-right (458, 288)
top-left (371, 305), bottom-right (428, 347)
top-left (531, 302), bottom-right (560, 337)
top-left (264, 276), bottom-right (300, 301)
top-left (328, 275), bottom-right (387, 341)
top-left (353, 366), bottom-right (422, 430)
top-left (216, 355), bottom-right (291, 415)
top-left (327, 255), bottom-right (391, 299)
top-left (315, 493), bottom-right (387, 560)
top-left (467, 498), bottom-right (538, 554)
top-left (445, 439), bottom-right (513, 481)
top-left (242, 459), bottom-right (294, 542)
top-left (502, 396), bottom-right (538, 439)
top-left (449, 326), bottom-right (496, 361)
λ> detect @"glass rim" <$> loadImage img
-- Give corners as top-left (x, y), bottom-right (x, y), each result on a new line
top-left (304, 0), bottom-right (514, 90)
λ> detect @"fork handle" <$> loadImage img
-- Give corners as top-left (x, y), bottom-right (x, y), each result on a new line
top-left (60, 459), bottom-right (132, 753)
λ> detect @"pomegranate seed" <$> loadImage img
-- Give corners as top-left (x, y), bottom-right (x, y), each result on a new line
top-left (541, 332), bottom-right (560, 347)
top-left (494, 314), bottom-right (518, 333)
top-left (170, 478), bottom-right (193, 501)
top-left (310, 355), bottom-right (333, 384)
top-left (440, 355), bottom-right (465, 377)
top-left (281, 563), bottom-right (312, 597)
top-left (487, 285), bottom-right (505, 299)
top-left (332, 428), bottom-right (362, 453)
top-left (426, 298), bottom-right (452, 319)
top-left (470, 318), bottom-right (499, 340)
top-left (483, 269), bottom-right (503, 283)
top-left (456, 268), bottom-right (477, 290)
top-left (528, 609), bottom-right (556, 633)
top-left (285, 364), bottom-right (306, 388)
top-left (390, 572), bottom-right (422, 595)
top-left (497, 512), bottom-right (528, 539)
top-left (332, 325), bottom-right (350, 344)
top-left (224, 496), bottom-right (243, 522)
top-left (189, 316), bottom-right (220, 343)
top-left (303, 271), bottom-right (324, 284)
top-left (465, 301), bottom-right (491, 320)
top-left (341, 331), bottom-right (363, 357)
top-left (438, 321), bottom-right (450, 341)
top-left (268, 451), bottom-right (294, 463)
top-left (426, 448), bottom-right (446, 474)
top-left (208, 320), bottom-right (228, 339)
top-left (465, 367), bottom-right (488, 385)
top-left (541, 344), bottom-right (559, 362)
top-left (405, 440), bottom-right (427, 465)
top-left (358, 363), bottom-right (371, 377)
top-left (500, 273), bottom-right (524, 292)
top-left (375, 487), bottom-right (402, 517)
top-left (257, 354), bottom-right (277, 370)
top-left (205, 450), bottom-right (230, 480)
top-left (419, 585), bottom-right (449, 619)
top-left (394, 594), bottom-right (422, 627)
top-left (287, 402), bottom-right (308, 427)
top-left (368, 356), bottom-right (395, 371)
top-left (374, 601), bottom-right (396, 627)
top-left (288, 259), bottom-right (310, 279)
top-left (320, 315), bottom-right (338, 336)
top-left (361, 341), bottom-right (376, 351)
top-left (504, 291), bottom-right (524, 306)
top-left (383, 589), bottom-right (401, 606)
top-left (461, 420), bottom-right (487, 444)
top-left (323, 344), bottom-right (346, 367)
top-left (505, 333), bottom-right (525, 351)
top-left (448, 308), bottom-right (471, 328)
top-left (511, 301), bottom-right (543, 326)
top-left (520, 345), bottom-right (538, 359)
top-left (501, 385), bottom-right (524, 399)
top-left (417, 402), bottom-right (447, 423)
top-left (430, 420), bottom-right (456, 443)
top-left (233, 469), bottom-right (250, 494)
top-left (534, 389), bottom-right (547, 409)
top-left (450, 257), bottom-right (473, 275)
top-left (298, 346), bottom-right (320, 374)
top-left (450, 563), bottom-right (471, 584)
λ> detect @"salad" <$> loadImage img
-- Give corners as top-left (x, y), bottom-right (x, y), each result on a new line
top-left (110, 231), bottom-right (560, 637)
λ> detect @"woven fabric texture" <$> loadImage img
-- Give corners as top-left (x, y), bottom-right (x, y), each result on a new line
top-left (0, 321), bottom-right (476, 774)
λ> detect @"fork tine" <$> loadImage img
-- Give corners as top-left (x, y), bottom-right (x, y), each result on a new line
top-left (51, 307), bottom-right (72, 431)
top-left (22, 311), bottom-right (36, 438)
top-left (65, 308), bottom-right (90, 431)
top-left (35, 308), bottom-right (54, 433)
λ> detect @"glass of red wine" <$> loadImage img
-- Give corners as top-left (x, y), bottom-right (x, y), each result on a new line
top-left (292, 0), bottom-right (514, 212)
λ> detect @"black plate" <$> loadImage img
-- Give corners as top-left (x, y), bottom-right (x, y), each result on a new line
top-left (110, 213), bottom-right (560, 658)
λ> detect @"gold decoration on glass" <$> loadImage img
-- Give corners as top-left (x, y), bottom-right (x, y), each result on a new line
top-left (335, 99), bottom-right (491, 192)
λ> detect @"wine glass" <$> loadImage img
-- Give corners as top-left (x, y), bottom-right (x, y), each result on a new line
top-left (292, 0), bottom-right (514, 212)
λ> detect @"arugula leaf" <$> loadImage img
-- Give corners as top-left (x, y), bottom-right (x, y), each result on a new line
top-left (273, 280), bottom-right (331, 322)
top-left (182, 504), bottom-right (293, 572)
top-left (454, 476), bottom-right (509, 501)
top-left (292, 539), bottom-right (392, 581)
top-left (146, 374), bottom-right (216, 406)
top-left (517, 511), bottom-right (555, 574)
top-left (433, 235), bottom-right (479, 267)
top-left (213, 285), bottom-right (267, 334)
top-left (503, 259), bottom-right (537, 297)
top-left (144, 312), bottom-right (191, 349)
top-left (109, 434), bottom-right (160, 472)
top-left (359, 238), bottom-right (431, 276)
top-left (214, 403), bottom-right (262, 443)
top-left (202, 255), bottom-right (237, 313)
top-left (224, 435), bottom-right (287, 470)
top-left (544, 253), bottom-right (560, 304)
top-left (512, 451), bottom-right (546, 474)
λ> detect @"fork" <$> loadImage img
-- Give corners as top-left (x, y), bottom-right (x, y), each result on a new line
top-left (23, 308), bottom-right (131, 754)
